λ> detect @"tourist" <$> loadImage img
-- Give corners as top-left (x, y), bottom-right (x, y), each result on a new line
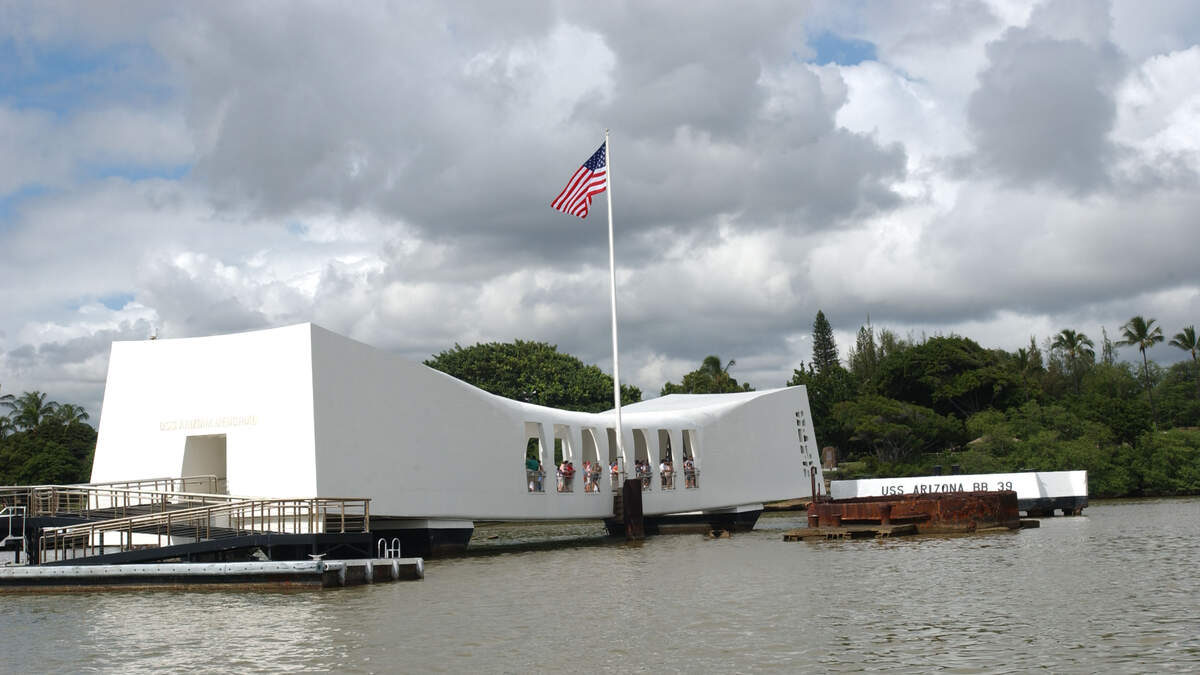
top-left (561, 460), bottom-right (575, 492)
top-left (661, 459), bottom-right (673, 489)
top-left (526, 455), bottom-right (540, 492)
top-left (684, 456), bottom-right (696, 488)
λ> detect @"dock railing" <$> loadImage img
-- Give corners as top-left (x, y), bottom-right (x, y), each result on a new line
top-left (0, 475), bottom-right (228, 519)
top-left (38, 497), bottom-right (371, 563)
top-left (0, 484), bottom-right (240, 520)
top-left (86, 475), bottom-right (225, 495)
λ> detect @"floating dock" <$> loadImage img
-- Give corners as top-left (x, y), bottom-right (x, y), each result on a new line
top-left (0, 558), bottom-right (423, 592)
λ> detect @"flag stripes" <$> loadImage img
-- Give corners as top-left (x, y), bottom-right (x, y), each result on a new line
top-left (551, 142), bottom-right (607, 218)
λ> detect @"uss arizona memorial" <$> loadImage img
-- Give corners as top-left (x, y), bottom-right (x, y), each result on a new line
top-left (91, 323), bottom-right (824, 553)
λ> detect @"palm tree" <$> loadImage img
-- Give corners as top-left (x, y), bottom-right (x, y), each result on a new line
top-left (0, 384), bottom-right (11, 438)
top-left (1013, 347), bottom-right (1031, 400)
top-left (1012, 346), bottom-right (1042, 401)
top-left (699, 355), bottom-right (736, 391)
top-left (1169, 325), bottom-right (1199, 399)
top-left (3, 391), bottom-right (58, 431)
top-left (49, 403), bottom-right (90, 425)
top-left (1051, 329), bottom-right (1094, 394)
top-left (1118, 316), bottom-right (1165, 430)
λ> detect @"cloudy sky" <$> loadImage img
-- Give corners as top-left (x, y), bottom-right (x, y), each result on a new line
top-left (2, 0), bottom-right (1199, 419)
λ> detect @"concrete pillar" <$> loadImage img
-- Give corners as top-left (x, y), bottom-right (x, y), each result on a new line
top-left (688, 429), bottom-right (702, 488)
top-left (568, 425), bottom-right (586, 497)
top-left (544, 420), bottom-right (563, 495)
top-left (646, 429), bottom-right (661, 494)
top-left (670, 429), bottom-right (686, 488)
top-left (622, 427), bottom-right (637, 494)
top-left (597, 427), bottom-right (616, 492)
top-left (534, 421), bottom-right (551, 495)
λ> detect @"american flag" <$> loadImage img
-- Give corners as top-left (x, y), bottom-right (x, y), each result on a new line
top-left (551, 142), bottom-right (607, 218)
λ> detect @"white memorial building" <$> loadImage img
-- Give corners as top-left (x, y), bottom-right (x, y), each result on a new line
top-left (91, 324), bottom-right (823, 553)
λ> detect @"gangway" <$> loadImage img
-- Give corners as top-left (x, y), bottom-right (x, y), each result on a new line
top-left (85, 475), bottom-right (226, 495)
top-left (38, 497), bottom-right (371, 565)
top-left (0, 475), bottom-right (229, 520)
top-left (0, 485), bottom-right (240, 523)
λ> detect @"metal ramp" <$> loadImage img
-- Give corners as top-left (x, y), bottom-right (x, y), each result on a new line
top-left (0, 475), bottom-right (231, 520)
top-left (1, 477), bottom-right (373, 566)
top-left (38, 497), bottom-right (371, 565)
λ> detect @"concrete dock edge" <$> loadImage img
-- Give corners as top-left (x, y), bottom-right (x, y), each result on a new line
top-left (0, 558), bottom-right (424, 592)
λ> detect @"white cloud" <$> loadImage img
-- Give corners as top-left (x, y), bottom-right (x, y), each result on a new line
top-left (2, 1), bottom-right (1200, 424)
top-left (1114, 46), bottom-right (1200, 169)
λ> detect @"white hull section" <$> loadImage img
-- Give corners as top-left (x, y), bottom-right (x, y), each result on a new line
top-left (831, 471), bottom-right (1088, 502)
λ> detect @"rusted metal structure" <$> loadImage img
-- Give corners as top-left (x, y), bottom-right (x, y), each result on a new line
top-left (789, 490), bottom-right (1023, 540)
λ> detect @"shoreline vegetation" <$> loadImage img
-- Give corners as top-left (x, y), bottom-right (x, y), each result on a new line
top-left (428, 311), bottom-right (1199, 500)
top-left (786, 312), bottom-right (1199, 499)
top-left (4, 311), bottom-right (1197, 499)
top-left (0, 390), bottom-right (95, 485)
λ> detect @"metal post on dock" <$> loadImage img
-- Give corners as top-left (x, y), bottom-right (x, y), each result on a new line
top-left (621, 478), bottom-right (644, 540)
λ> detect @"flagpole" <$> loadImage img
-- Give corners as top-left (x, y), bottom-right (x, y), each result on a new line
top-left (604, 129), bottom-right (625, 465)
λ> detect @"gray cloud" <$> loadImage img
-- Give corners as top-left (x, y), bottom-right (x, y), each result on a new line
top-left (965, 3), bottom-right (1125, 193)
top-left (149, 3), bottom-right (906, 257)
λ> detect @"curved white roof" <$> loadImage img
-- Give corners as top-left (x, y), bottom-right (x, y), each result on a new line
top-left (92, 323), bottom-right (824, 521)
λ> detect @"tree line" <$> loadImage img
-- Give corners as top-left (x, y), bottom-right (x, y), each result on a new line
top-left (7, 313), bottom-right (1196, 497)
top-left (428, 312), bottom-right (1200, 498)
top-left (0, 388), bottom-right (97, 485)
top-left (786, 312), bottom-right (1200, 498)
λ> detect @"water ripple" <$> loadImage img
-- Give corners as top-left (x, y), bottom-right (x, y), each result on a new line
top-left (2, 498), bottom-right (1198, 673)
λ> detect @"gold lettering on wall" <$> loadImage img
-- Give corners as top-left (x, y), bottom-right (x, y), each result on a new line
top-left (159, 415), bottom-right (258, 431)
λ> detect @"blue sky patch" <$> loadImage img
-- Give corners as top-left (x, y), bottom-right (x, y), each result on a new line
top-left (808, 31), bottom-right (878, 66)
top-left (99, 293), bottom-right (135, 311)
top-left (0, 184), bottom-right (51, 225)
top-left (84, 162), bottom-right (191, 182)
top-left (0, 37), bottom-right (170, 115)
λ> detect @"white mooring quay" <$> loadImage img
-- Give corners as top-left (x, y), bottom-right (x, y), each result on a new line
top-left (830, 470), bottom-right (1089, 516)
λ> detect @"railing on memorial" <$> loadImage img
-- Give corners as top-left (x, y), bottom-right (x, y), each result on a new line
top-left (526, 470), bottom-right (546, 493)
top-left (610, 471), bottom-right (625, 492)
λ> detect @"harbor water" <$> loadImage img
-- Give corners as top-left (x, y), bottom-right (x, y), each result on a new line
top-left (3, 497), bottom-right (1198, 673)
